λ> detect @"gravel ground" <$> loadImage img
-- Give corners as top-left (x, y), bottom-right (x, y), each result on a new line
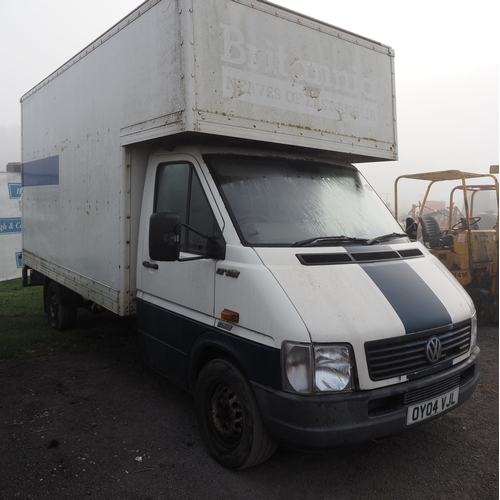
top-left (0, 321), bottom-right (497, 500)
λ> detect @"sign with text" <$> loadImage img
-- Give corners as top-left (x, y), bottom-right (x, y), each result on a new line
top-left (8, 183), bottom-right (22, 199)
top-left (0, 218), bottom-right (22, 235)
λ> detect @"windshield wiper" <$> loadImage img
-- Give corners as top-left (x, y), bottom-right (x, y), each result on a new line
top-left (365, 232), bottom-right (408, 245)
top-left (293, 236), bottom-right (369, 247)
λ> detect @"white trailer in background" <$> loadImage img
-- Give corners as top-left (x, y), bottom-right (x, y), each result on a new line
top-left (0, 164), bottom-right (22, 281)
top-left (21, 0), bottom-right (478, 469)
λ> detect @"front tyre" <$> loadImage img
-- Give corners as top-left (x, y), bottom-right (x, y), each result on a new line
top-left (195, 358), bottom-right (277, 469)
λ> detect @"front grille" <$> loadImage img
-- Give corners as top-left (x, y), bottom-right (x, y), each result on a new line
top-left (365, 321), bottom-right (471, 381)
top-left (398, 249), bottom-right (424, 258)
top-left (351, 251), bottom-right (399, 261)
top-left (296, 248), bottom-right (423, 266)
top-left (404, 375), bottom-right (460, 405)
top-left (297, 253), bottom-right (352, 265)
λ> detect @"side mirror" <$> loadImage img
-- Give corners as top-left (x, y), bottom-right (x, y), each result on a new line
top-left (206, 233), bottom-right (226, 260)
top-left (405, 217), bottom-right (418, 240)
top-left (149, 212), bottom-right (181, 262)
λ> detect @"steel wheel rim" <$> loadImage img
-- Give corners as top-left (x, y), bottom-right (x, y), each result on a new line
top-left (209, 382), bottom-right (243, 448)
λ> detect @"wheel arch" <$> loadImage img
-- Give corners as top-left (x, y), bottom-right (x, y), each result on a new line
top-left (187, 331), bottom-right (281, 394)
top-left (188, 337), bottom-right (246, 393)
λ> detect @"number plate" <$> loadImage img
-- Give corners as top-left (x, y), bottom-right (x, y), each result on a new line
top-left (406, 388), bottom-right (459, 425)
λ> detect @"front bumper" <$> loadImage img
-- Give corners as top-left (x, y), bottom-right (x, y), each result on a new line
top-left (252, 347), bottom-right (479, 450)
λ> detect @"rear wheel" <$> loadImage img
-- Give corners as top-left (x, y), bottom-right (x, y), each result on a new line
top-left (46, 281), bottom-right (77, 331)
top-left (195, 358), bottom-right (276, 469)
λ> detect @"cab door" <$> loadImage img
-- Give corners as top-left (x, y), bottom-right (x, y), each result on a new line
top-left (137, 153), bottom-right (224, 382)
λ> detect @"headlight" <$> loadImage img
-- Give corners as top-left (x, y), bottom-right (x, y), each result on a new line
top-left (282, 343), bottom-right (312, 394)
top-left (314, 346), bottom-right (354, 392)
top-left (470, 311), bottom-right (477, 350)
top-left (283, 342), bottom-right (355, 394)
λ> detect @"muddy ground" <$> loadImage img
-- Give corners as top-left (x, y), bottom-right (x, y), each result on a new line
top-left (0, 319), bottom-right (498, 500)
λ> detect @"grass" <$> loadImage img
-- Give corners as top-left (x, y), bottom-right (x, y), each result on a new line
top-left (0, 278), bottom-right (136, 359)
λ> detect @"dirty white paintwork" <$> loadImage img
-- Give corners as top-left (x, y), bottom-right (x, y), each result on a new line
top-left (21, 0), bottom-right (397, 161)
top-left (197, 0), bottom-right (397, 158)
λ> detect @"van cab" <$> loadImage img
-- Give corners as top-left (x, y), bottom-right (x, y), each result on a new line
top-left (136, 145), bottom-right (479, 469)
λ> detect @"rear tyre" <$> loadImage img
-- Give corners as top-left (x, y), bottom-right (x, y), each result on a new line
top-left (195, 358), bottom-right (277, 470)
top-left (46, 281), bottom-right (77, 331)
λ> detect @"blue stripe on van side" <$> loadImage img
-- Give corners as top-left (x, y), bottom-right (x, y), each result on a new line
top-left (136, 298), bottom-right (281, 391)
top-left (361, 260), bottom-right (452, 333)
top-left (22, 156), bottom-right (59, 187)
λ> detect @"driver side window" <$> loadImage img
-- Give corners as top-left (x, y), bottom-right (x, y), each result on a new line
top-left (154, 162), bottom-right (217, 254)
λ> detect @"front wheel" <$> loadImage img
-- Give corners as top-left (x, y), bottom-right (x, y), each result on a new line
top-left (195, 358), bottom-right (276, 470)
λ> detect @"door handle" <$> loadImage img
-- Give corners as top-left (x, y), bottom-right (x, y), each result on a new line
top-left (142, 261), bottom-right (159, 270)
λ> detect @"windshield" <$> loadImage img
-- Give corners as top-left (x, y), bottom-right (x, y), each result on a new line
top-left (206, 155), bottom-right (404, 246)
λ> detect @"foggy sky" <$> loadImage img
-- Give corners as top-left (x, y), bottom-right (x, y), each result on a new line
top-left (1, 0), bottom-right (498, 211)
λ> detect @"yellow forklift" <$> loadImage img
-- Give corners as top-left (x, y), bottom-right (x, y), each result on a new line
top-left (395, 167), bottom-right (499, 325)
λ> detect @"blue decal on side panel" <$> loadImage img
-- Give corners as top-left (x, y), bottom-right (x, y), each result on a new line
top-left (8, 183), bottom-right (22, 199)
top-left (361, 261), bottom-right (452, 333)
top-left (22, 156), bottom-right (59, 187)
top-left (0, 218), bottom-right (22, 235)
top-left (16, 252), bottom-right (22, 268)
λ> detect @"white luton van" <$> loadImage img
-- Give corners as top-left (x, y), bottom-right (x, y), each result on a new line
top-left (21, 0), bottom-right (479, 469)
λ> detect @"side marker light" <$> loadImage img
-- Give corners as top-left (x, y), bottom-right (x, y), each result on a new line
top-left (221, 309), bottom-right (239, 323)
